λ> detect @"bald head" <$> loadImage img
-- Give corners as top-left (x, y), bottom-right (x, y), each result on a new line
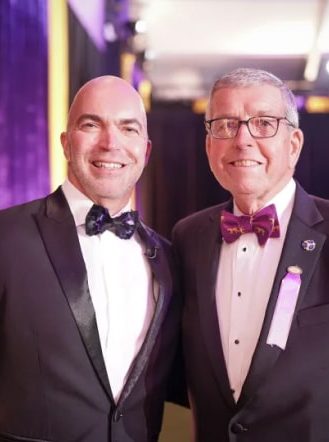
top-left (67, 76), bottom-right (148, 133)
top-left (60, 75), bottom-right (151, 213)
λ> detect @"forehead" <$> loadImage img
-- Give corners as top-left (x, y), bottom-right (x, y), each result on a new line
top-left (69, 81), bottom-right (146, 127)
top-left (211, 85), bottom-right (285, 116)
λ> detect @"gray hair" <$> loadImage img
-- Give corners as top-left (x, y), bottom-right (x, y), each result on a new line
top-left (206, 67), bottom-right (299, 128)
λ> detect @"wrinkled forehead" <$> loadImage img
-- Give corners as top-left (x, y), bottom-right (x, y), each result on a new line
top-left (208, 85), bottom-right (285, 117)
top-left (67, 79), bottom-right (147, 129)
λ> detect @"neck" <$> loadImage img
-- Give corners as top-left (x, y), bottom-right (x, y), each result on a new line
top-left (234, 198), bottom-right (267, 215)
top-left (233, 179), bottom-right (293, 215)
top-left (93, 198), bottom-right (131, 217)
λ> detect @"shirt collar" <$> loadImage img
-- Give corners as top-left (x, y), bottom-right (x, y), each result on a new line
top-left (61, 179), bottom-right (131, 227)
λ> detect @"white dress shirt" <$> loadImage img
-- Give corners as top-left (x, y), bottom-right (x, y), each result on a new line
top-left (216, 179), bottom-right (296, 402)
top-left (62, 180), bottom-right (154, 402)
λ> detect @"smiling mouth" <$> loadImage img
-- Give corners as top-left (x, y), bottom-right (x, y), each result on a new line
top-left (230, 160), bottom-right (262, 167)
top-left (93, 161), bottom-right (124, 169)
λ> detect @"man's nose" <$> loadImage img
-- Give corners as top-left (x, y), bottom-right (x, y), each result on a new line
top-left (99, 126), bottom-right (119, 149)
top-left (234, 121), bottom-right (253, 148)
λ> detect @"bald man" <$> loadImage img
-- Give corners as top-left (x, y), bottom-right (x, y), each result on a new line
top-left (0, 77), bottom-right (182, 442)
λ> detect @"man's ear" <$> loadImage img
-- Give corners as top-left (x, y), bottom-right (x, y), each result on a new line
top-left (289, 128), bottom-right (304, 170)
top-left (205, 133), bottom-right (211, 158)
top-left (144, 139), bottom-right (152, 166)
top-left (60, 132), bottom-right (70, 161)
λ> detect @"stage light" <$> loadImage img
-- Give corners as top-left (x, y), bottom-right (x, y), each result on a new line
top-left (135, 19), bottom-right (147, 34)
top-left (326, 60), bottom-right (329, 75)
top-left (306, 96), bottom-right (329, 113)
top-left (103, 22), bottom-right (117, 42)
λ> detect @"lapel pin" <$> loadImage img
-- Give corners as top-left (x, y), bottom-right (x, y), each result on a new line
top-left (301, 239), bottom-right (316, 252)
top-left (287, 265), bottom-right (303, 275)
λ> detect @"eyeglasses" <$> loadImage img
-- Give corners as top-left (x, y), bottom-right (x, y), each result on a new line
top-left (204, 116), bottom-right (295, 139)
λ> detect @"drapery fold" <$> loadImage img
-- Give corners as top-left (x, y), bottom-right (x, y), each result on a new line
top-left (0, 0), bottom-right (49, 208)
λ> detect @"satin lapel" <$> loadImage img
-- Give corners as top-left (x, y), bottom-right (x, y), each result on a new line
top-left (34, 188), bottom-right (112, 400)
top-left (196, 206), bottom-right (236, 408)
top-left (118, 223), bottom-right (172, 405)
top-left (239, 185), bottom-right (326, 406)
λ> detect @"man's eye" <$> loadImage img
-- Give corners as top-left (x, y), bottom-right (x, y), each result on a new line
top-left (258, 118), bottom-right (274, 127)
top-left (80, 122), bottom-right (98, 130)
top-left (122, 126), bottom-right (140, 135)
top-left (214, 120), bottom-right (229, 130)
top-left (226, 120), bottom-right (237, 129)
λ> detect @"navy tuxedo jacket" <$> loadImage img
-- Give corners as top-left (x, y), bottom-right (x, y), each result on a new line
top-left (0, 188), bottom-right (181, 442)
top-left (172, 182), bottom-right (329, 442)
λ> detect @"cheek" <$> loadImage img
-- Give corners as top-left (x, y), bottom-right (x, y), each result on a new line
top-left (207, 145), bottom-right (225, 171)
top-left (69, 134), bottom-right (94, 155)
top-left (131, 142), bottom-right (149, 163)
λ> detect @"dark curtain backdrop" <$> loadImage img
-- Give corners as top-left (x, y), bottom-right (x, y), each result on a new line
top-left (68, 6), bottom-right (121, 103)
top-left (0, 0), bottom-right (49, 209)
top-left (139, 105), bottom-right (329, 239)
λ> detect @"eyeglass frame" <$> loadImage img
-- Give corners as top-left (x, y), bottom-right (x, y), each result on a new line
top-left (204, 116), bottom-right (296, 139)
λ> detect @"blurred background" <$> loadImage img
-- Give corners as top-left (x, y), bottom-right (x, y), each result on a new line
top-left (1, 0), bottom-right (329, 439)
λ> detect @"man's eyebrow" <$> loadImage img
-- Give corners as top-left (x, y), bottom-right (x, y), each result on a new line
top-left (119, 118), bottom-right (143, 130)
top-left (75, 114), bottom-right (102, 125)
top-left (75, 115), bottom-right (143, 129)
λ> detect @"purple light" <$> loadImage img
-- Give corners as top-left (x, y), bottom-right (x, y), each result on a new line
top-left (295, 95), bottom-right (306, 111)
top-left (68, 0), bottom-right (106, 51)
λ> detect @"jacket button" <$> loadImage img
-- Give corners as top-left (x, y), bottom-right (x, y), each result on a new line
top-left (113, 410), bottom-right (123, 422)
top-left (231, 422), bottom-right (249, 434)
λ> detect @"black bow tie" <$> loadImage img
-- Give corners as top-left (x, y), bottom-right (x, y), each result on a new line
top-left (85, 204), bottom-right (139, 239)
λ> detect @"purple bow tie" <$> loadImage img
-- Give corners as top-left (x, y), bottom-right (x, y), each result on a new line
top-left (220, 204), bottom-right (280, 246)
top-left (85, 204), bottom-right (139, 239)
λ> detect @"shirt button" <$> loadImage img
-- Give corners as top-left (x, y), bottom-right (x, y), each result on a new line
top-left (231, 422), bottom-right (249, 434)
top-left (234, 339), bottom-right (240, 344)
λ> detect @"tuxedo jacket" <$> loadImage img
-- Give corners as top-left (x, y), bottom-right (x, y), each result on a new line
top-left (0, 188), bottom-right (182, 442)
top-left (172, 183), bottom-right (329, 442)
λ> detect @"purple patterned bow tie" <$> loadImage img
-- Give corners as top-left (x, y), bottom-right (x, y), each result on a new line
top-left (220, 204), bottom-right (280, 246)
top-left (85, 204), bottom-right (139, 239)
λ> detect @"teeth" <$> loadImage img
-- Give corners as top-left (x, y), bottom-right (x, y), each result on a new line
top-left (232, 160), bottom-right (260, 167)
top-left (94, 161), bottom-right (123, 169)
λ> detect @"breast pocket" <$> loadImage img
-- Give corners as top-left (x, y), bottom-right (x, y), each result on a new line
top-left (297, 303), bottom-right (329, 327)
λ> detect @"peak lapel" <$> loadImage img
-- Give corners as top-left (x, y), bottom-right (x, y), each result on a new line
top-left (35, 188), bottom-right (112, 400)
top-left (117, 223), bottom-right (173, 405)
top-left (239, 185), bottom-right (326, 406)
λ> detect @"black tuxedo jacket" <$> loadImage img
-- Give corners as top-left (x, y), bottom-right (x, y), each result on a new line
top-left (172, 183), bottom-right (329, 442)
top-left (0, 188), bottom-right (181, 442)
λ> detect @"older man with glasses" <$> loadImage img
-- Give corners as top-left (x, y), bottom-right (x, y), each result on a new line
top-left (173, 67), bottom-right (329, 442)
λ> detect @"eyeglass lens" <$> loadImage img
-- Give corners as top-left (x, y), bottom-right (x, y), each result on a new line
top-left (210, 117), bottom-right (280, 138)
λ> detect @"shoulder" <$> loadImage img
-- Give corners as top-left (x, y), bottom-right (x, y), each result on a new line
top-left (0, 197), bottom-right (46, 222)
top-left (172, 202), bottom-right (229, 237)
top-left (312, 195), bottom-right (329, 219)
top-left (0, 188), bottom-right (68, 224)
top-left (0, 198), bottom-right (48, 261)
top-left (294, 182), bottom-right (329, 222)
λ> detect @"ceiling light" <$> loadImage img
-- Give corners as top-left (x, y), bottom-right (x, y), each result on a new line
top-left (103, 22), bottom-right (117, 42)
top-left (135, 20), bottom-right (147, 34)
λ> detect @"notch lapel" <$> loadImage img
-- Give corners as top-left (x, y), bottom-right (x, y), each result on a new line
top-left (35, 188), bottom-right (113, 400)
top-left (196, 207), bottom-right (236, 408)
top-left (239, 185), bottom-right (326, 406)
